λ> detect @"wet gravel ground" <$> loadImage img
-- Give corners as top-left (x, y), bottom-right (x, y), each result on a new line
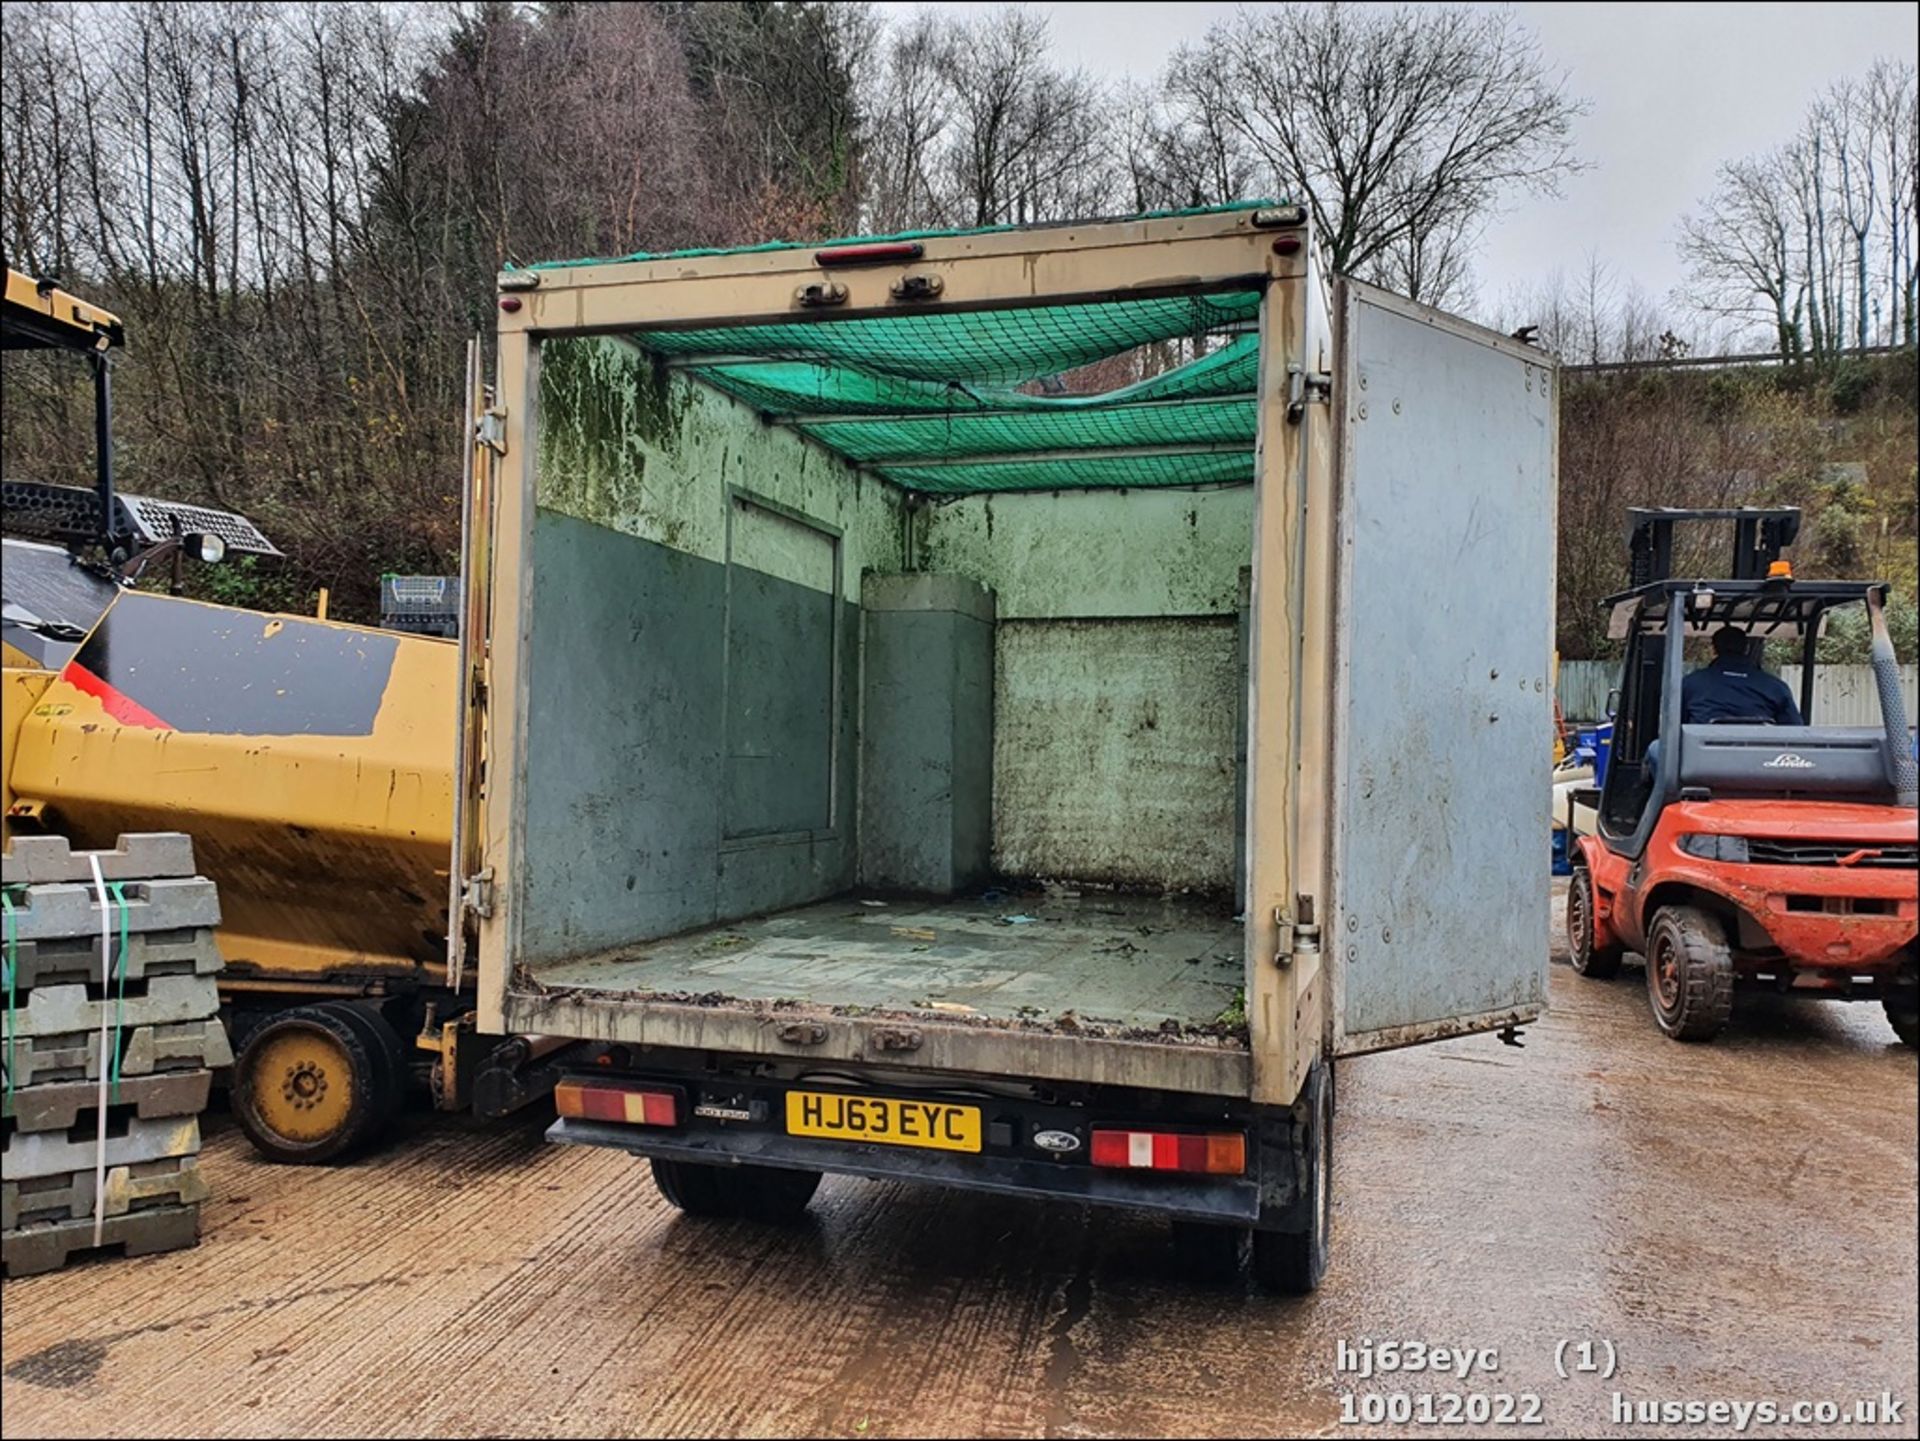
top-left (4, 885), bottom-right (1915, 1439)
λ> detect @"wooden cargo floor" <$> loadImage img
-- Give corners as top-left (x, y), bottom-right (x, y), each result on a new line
top-left (536, 889), bottom-right (1246, 1034)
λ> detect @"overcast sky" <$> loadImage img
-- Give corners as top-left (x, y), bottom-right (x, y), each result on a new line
top-left (894, 1), bottom-right (1917, 320)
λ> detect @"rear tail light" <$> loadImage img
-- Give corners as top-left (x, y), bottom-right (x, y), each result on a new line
top-left (554, 1081), bottom-right (679, 1127)
top-left (1090, 1129), bottom-right (1245, 1175)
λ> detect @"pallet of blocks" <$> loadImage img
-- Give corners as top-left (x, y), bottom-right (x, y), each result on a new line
top-left (2, 833), bottom-right (229, 1278)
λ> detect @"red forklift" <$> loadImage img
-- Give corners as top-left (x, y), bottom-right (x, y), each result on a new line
top-left (1566, 507), bottom-right (1918, 1044)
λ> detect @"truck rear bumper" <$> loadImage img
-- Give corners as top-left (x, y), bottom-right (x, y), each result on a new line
top-left (549, 1115), bottom-right (1266, 1225)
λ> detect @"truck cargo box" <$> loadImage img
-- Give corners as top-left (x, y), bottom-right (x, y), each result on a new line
top-left (452, 205), bottom-right (1557, 1287)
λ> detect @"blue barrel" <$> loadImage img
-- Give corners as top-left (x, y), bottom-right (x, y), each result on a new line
top-left (1592, 721), bottom-right (1614, 786)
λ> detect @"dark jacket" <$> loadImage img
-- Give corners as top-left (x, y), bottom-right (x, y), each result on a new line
top-left (1681, 655), bottom-right (1803, 725)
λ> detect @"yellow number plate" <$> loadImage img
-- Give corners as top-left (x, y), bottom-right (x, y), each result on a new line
top-left (785, 1091), bottom-right (981, 1153)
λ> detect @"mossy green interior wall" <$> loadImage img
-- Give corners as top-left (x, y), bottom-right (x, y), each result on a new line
top-left (519, 338), bottom-right (909, 963)
top-left (918, 490), bottom-right (1254, 892)
top-left (517, 340), bottom-right (1255, 959)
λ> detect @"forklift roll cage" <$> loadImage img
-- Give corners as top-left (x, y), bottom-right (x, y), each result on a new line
top-left (1596, 560), bottom-right (1908, 860)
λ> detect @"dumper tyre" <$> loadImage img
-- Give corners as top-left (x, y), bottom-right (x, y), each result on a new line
top-left (1252, 1062), bottom-right (1331, 1295)
top-left (1645, 906), bottom-right (1734, 1042)
top-left (650, 1159), bottom-right (821, 1221)
top-left (1169, 1220), bottom-right (1249, 1283)
top-left (1567, 864), bottom-right (1623, 978)
top-left (335, 1001), bottom-right (409, 1139)
top-left (231, 1005), bottom-right (385, 1164)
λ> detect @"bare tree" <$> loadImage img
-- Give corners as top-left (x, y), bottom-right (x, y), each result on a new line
top-left (1867, 60), bottom-right (1918, 344)
top-left (863, 12), bottom-right (954, 231)
top-left (1681, 63), bottom-right (1916, 360)
top-left (1168, 2), bottom-right (1585, 303)
top-left (935, 9), bottom-right (1114, 227)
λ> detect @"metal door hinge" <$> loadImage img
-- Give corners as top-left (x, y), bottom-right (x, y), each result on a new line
top-left (1273, 897), bottom-right (1322, 966)
top-left (1286, 365), bottom-right (1333, 425)
top-left (461, 868), bottom-right (496, 920)
top-left (475, 408), bottom-right (507, 455)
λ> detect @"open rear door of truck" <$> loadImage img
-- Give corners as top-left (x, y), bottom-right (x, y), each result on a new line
top-left (448, 337), bottom-right (495, 991)
top-left (1328, 280), bottom-right (1555, 1056)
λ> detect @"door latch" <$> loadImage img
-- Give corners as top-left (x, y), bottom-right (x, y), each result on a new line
top-left (461, 868), bottom-right (495, 920)
top-left (795, 280), bottom-right (848, 308)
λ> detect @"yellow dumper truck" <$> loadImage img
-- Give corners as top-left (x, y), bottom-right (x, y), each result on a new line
top-left (2, 273), bottom-right (567, 1161)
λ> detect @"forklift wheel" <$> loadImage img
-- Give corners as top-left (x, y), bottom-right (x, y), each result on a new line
top-left (650, 1158), bottom-right (822, 1222)
top-left (1883, 991), bottom-right (1919, 1049)
top-left (1645, 906), bottom-right (1734, 1042)
top-left (232, 1005), bottom-right (386, 1164)
top-left (1567, 864), bottom-right (1623, 978)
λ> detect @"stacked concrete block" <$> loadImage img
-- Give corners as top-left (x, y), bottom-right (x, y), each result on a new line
top-left (2, 833), bottom-right (226, 1278)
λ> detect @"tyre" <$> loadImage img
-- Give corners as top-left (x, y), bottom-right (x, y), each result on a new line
top-left (1645, 905), bottom-right (1735, 1041)
top-left (231, 1004), bottom-right (384, 1163)
top-left (1883, 990), bottom-right (1919, 1049)
top-left (650, 1158), bottom-right (822, 1222)
top-left (335, 1001), bottom-right (409, 1140)
top-left (1169, 1220), bottom-right (1250, 1282)
top-left (1567, 863), bottom-right (1623, 979)
top-left (1252, 1061), bottom-right (1331, 1295)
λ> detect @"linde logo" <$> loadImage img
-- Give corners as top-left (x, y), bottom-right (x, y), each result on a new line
top-left (1762, 752), bottom-right (1816, 769)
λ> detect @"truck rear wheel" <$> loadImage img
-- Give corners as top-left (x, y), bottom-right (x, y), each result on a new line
top-left (649, 1158), bottom-right (822, 1222)
top-left (232, 1004), bottom-right (389, 1164)
top-left (1645, 906), bottom-right (1734, 1042)
top-left (1251, 1061), bottom-right (1332, 1295)
top-left (1169, 1220), bottom-right (1249, 1282)
top-left (1567, 863), bottom-right (1622, 978)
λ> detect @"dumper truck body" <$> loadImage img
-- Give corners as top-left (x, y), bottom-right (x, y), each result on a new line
top-left (455, 204), bottom-right (1556, 1287)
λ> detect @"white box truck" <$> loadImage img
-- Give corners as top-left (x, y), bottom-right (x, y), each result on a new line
top-left (450, 203), bottom-right (1556, 1291)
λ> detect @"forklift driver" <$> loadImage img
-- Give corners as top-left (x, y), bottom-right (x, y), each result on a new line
top-left (1641, 625), bottom-right (1801, 786)
top-left (1682, 625), bottom-right (1803, 726)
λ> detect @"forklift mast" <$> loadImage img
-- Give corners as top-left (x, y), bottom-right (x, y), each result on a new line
top-left (1625, 507), bottom-right (1802, 587)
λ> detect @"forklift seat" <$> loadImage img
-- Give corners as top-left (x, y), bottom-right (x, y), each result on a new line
top-left (1677, 724), bottom-right (1896, 801)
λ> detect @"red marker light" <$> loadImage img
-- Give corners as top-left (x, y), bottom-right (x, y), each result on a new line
top-left (499, 296), bottom-right (523, 313)
top-left (815, 241), bottom-right (926, 268)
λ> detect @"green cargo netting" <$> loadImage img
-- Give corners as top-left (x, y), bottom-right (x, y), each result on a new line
top-left (533, 204), bottom-right (1283, 495)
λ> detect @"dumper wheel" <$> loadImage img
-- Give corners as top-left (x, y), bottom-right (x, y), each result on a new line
top-left (1567, 864), bottom-right (1622, 978)
top-left (335, 1001), bottom-right (410, 1139)
top-left (650, 1159), bottom-right (822, 1222)
top-left (1252, 1061), bottom-right (1332, 1295)
top-left (232, 1005), bottom-right (385, 1164)
top-left (1645, 906), bottom-right (1734, 1042)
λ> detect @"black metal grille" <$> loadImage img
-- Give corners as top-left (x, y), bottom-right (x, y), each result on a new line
top-left (1745, 839), bottom-right (1918, 868)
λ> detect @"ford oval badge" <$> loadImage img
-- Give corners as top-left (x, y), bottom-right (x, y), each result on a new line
top-left (1033, 1129), bottom-right (1081, 1154)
